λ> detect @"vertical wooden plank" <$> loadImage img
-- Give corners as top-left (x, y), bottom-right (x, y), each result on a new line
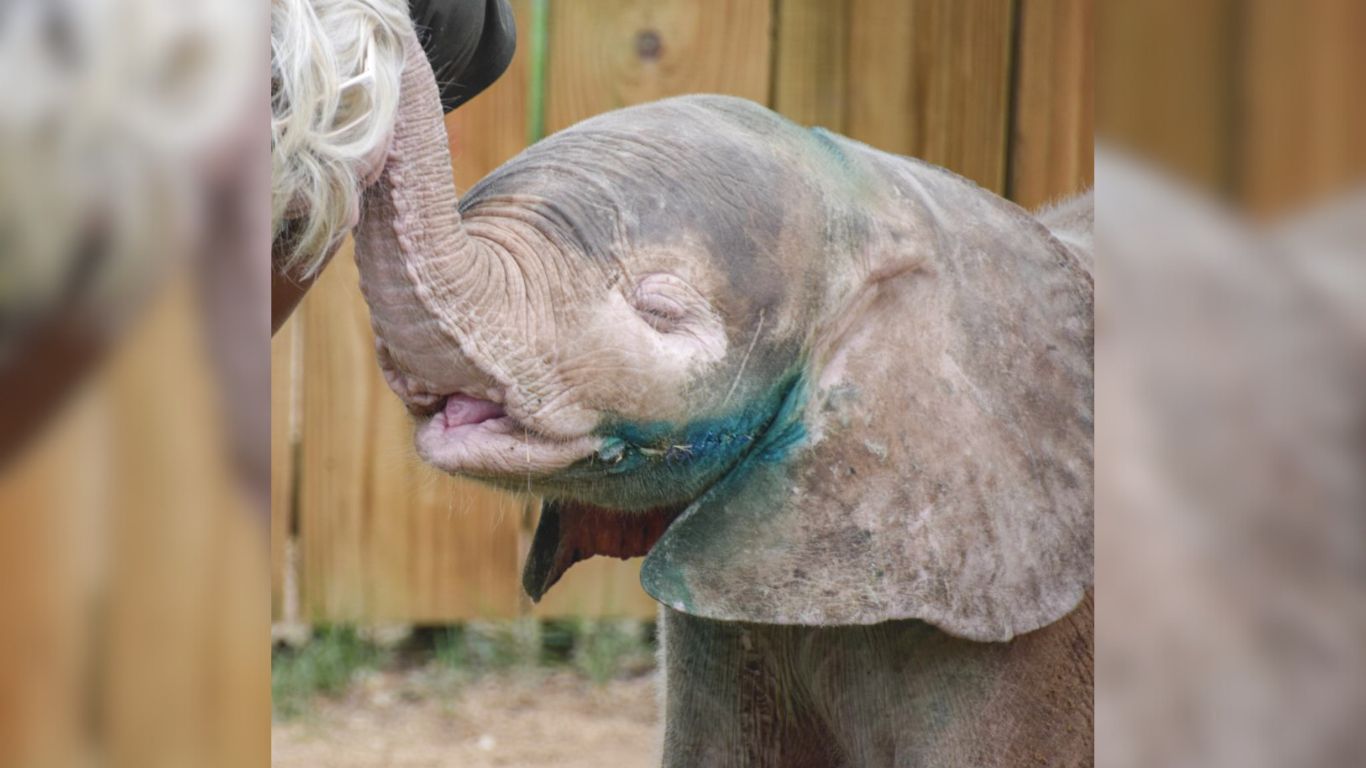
top-left (297, 240), bottom-right (376, 621)
top-left (1238, 0), bottom-right (1366, 215)
top-left (101, 279), bottom-right (269, 767)
top-left (200, 490), bottom-right (273, 768)
top-left (846, 0), bottom-right (916, 158)
top-left (0, 390), bottom-right (105, 768)
top-left (847, 0), bottom-right (1015, 194)
top-left (1096, 0), bottom-right (1236, 193)
top-left (544, 0), bottom-right (773, 132)
top-left (1009, 0), bottom-right (1094, 210)
top-left (270, 315), bottom-right (297, 620)
top-left (448, 0), bottom-right (535, 190)
top-left (771, 0), bottom-right (850, 129)
top-left (104, 280), bottom-right (221, 764)
top-left (1, 281), bottom-right (271, 768)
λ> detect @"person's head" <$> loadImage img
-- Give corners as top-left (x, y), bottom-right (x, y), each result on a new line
top-left (1, 0), bottom-right (257, 341)
top-left (270, 0), bottom-right (410, 277)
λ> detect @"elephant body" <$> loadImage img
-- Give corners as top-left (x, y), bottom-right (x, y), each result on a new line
top-left (649, 188), bottom-right (1095, 767)
top-left (347, 24), bottom-right (1094, 766)
top-left (661, 595), bottom-right (1093, 768)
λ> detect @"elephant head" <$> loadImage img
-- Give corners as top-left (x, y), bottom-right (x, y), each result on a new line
top-left (356, 32), bottom-right (1093, 642)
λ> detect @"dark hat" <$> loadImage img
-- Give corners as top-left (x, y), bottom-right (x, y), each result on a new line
top-left (409, 0), bottom-right (516, 113)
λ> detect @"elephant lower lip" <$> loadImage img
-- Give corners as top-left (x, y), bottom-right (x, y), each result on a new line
top-left (415, 404), bottom-right (601, 477)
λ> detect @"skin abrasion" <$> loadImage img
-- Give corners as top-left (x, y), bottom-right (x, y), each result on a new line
top-left (352, 26), bottom-right (1093, 766)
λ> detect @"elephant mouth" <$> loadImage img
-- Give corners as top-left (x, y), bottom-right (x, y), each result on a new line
top-left (414, 394), bottom-right (691, 602)
top-left (414, 393), bottom-right (601, 477)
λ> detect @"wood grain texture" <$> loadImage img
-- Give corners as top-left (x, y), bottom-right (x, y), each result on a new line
top-left (544, 0), bottom-right (773, 132)
top-left (297, 240), bottom-right (379, 620)
top-left (0, 390), bottom-right (104, 768)
top-left (1238, 0), bottom-right (1366, 215)
top-left (1096, 0), bottom-right (1236, 193)
top-left (531, 557), bottom-right (659, 619)
top-left (271, 315), bottom-right (297, 620)
top-left (447, 0), bottom-right (535, 189)
top-left (100, 280), bottom-right (269, 768)
top-left (847, 0), bottom-right (1015, 194)
top-left (362, 420), bottom-right (526, 621)
top-left (771, 0), bottom-right (850, 130)
top-left (1009, 0), bottom-right (1094, 210)
top-left (1, 281), bottom-right (270, 766)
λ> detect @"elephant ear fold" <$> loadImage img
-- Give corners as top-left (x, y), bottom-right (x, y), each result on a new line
top-left (642, 189), bottom-right (1094, 642)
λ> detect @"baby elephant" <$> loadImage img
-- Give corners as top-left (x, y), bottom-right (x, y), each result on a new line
top-left (356, 30), bottom-right (1093, 768)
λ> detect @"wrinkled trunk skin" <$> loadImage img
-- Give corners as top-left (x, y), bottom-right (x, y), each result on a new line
top-left (659, 595), bottom-right (1094, 768)
top-left (352, 30), bottom-right (498, 401)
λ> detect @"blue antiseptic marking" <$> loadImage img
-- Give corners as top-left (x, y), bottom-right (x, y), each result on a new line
top-left (596, 436), bottom-right (626, 463)
top-left (810, 126), bottom-right (853, 171)
top-left (550, 372), bottom-right (808, 510)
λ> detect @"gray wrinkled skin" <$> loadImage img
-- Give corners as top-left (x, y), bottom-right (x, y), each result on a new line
top-left (661, 596), bottom-right (1093, 768)
top-left (625, 129), bottom-right (1094, 639)
top-left (646, 188), bottom-right (1094, 766)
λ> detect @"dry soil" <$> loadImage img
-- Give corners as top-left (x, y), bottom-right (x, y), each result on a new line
top-left (272, 669), bottom-right (660, 768)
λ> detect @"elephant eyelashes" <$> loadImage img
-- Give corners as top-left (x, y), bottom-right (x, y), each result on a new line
top-left (634, 299), bottom-right (685, 332)
top-left (630, 274), bottom-right (698, 334)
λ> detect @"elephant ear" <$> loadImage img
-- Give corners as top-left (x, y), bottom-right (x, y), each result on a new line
top-left (641, 179), bottom-right (1094, 642)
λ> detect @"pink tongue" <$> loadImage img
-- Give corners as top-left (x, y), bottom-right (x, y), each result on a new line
top-left (441, 395), bottom-right (506, 429)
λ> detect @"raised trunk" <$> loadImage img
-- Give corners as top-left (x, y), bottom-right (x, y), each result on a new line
top-left (352, 28), bottom-right (492, 397)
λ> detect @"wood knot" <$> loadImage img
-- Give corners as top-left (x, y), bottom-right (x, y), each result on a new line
top-left (634, 29), bottom-right (663, 61)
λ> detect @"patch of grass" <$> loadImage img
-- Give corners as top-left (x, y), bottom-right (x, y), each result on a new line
top-left (569, 618), bottom-right (654, 685)
top-left (431, 626), bottom-right (469, 671)
top-left (429, 618), bottom-right (654, 684)
top-left (431, 620), bottom-right (542, 677)
top-left (272, 619), bottom-right (657, 717)
top-left (272, 626), bottom-right (381, 719)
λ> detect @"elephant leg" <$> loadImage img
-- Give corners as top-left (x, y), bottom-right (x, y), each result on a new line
top-left (659, 608), bottom-right (844, 768)
top-left (806, 606), bottom-right (1094, 768)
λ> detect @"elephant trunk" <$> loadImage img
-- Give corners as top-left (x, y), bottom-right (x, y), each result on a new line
top-left (353, 28), bottom-right (492, 400)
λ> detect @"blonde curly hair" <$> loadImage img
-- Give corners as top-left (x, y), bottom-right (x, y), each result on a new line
top-left (270, 0), bottom-right (411, 276)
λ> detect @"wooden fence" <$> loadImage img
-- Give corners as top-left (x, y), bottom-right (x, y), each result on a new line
top-left (2, 278), bottom-right (269, 766)
top-left (271, 0), bottom-right (1096, 623)
top-left (1097, 0), bottom-right (1366, 216)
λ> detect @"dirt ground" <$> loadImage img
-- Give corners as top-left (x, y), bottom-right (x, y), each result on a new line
top-left (272, 668), bottom-right (660, 768)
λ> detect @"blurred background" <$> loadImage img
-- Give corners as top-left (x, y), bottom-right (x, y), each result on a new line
top-left (2, 0), bottom-right (1362, 767)
top-left (269, 0), bottom-right (1091, 764)
top-left (1097, 2), bottom-right (1366, 767)
top-left (1, 0), bottom-right (269, 766)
